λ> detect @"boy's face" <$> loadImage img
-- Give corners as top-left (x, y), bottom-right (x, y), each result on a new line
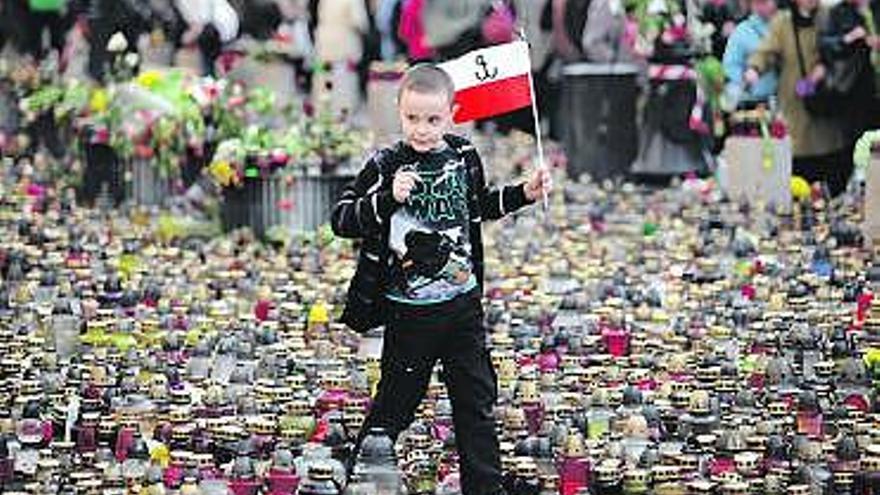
top-left (398, 88), bottom-right (456, 153)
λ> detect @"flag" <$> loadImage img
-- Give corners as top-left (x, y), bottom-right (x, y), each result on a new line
top-left (438, 41), bottom-right (533, 124)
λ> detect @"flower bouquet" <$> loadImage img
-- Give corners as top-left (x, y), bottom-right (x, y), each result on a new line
top-left (8, 59), bottom-right (90, 159)
top-left (208, 101), bottom-right (366, 237)
top-left (298, 102), bottom-right (366, 176)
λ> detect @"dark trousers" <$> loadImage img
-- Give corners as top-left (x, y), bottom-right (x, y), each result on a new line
top-left (22, 10), bottom-right (67, 60)
top-left (793, 147), bottom-right (856, 198)
top-left (197, 24), bottom-right (222, 77)
top-left (358, 292), bottom-right (502, 495)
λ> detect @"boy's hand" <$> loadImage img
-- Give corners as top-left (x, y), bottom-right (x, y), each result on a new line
top-left (525, 167), bottom-right (552, 202)
top-left (393, 171), bottom-right (422, 204)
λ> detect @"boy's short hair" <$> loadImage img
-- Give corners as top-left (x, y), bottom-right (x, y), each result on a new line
top-left (398, 64), bottom-right (455, 103)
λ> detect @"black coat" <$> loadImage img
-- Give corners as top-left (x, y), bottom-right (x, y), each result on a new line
top-left (330, 134), bottom-right (533, 332)
top-left (819, 0), bottom-right (880, 134)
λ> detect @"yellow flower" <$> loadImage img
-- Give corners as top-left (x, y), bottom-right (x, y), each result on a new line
top-left (89, 89), bottom-right (109, 113)
top-left (308, 301), bottom-right (330, 325)
top-left (209, 160), bottom-right (236, 187)
top-left (156, 214), bottom-right (182, 243)
top-left (117, 253), bottom-right (139, 280)
top-left (791, 176), bottom-right (811, 201)
top-left (150, 443), bottom-right (171, 467)
top-left (865, 347), bottom-right (880, 368)
top-left (136, 70), bottom-right (162, 89)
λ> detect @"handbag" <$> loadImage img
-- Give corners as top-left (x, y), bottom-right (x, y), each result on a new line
top-left (828, 51), bottom-right (866, 95)
top-left (340, 241), bottom-right (389, 333)
top-left (792, 14), bottom-right (839, 117)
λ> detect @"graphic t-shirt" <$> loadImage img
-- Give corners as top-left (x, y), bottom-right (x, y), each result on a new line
top-left (386, 144), bottom-right (477, 305)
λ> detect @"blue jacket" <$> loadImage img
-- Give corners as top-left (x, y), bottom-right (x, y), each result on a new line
top-left (723, 15), bottom-right (779, 106)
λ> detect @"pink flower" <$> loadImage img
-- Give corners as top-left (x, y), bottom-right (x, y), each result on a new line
top-left (93, 127), bottom-right (110, 144)
top-left (277, 199), bottom-right (294, 211)
top-left (770, 119), bottom-right (787, 139)
top-left (858, 292), bottom-right (873, 322)
top-left (270, 149), bottom-right (289, 165)
top-left (689, 115), bottom-right (709, 134)
top-left (26, 184), bottom-right (45, 198)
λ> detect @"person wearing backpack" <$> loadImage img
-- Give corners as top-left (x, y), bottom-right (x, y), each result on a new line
top-left (332, 64), bottom-right (550, 495)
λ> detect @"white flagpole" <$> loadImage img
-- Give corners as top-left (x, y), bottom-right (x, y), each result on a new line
top-left (520, 32), bottom-right (550, 212)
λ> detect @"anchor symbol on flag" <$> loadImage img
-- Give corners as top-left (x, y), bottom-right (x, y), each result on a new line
top-left (474, 54), bottom-right (498, 82)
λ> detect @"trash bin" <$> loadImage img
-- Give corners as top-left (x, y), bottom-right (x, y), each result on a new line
top-left (128, 158), bottom-right (173, 207)
top-left (561, 63), bottom-right (639, 181)
top-left (79, 128), bottom-right (125, 208)
top-left (263, 173), bottom-right (355, 234)
top-left (220, 171), bottom-right (355, 238)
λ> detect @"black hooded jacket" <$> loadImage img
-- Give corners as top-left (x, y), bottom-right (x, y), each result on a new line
top-left (331, 134), bottom-right (533, 331)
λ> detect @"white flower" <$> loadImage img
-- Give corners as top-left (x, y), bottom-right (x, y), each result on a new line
top-left (647, 0), bottom-right (667, 15)
top-left (107, 32), bottom-right (128, 53)
top-left (124, 52), bottom-right (140, 68)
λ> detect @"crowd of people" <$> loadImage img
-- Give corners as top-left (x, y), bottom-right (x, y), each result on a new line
top-left (1, 0), bottom-right (879, 195)
top-left (732, 0), bottom-right (880, 197)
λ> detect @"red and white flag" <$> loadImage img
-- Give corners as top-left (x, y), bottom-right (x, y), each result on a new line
top-left (438, 41), bottom-right (534, 124)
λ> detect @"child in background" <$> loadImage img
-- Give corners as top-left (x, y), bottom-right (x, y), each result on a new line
top-left (723, 0), bottom-right (779, 109)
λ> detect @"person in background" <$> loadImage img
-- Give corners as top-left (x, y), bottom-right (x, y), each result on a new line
top-left (86, 0), bottom-right (153, 82)
top-left (1, 0), bottom-right (33, 57)
top-left (21, 0), bottom-right (71, 63)
top-left (581, 0), bottom-right (640, 63)
top-left (174, 0), bottom-right (241, 76)
top-left (746, 0), bottom-right (851, 196)
top-left (275, 0), bottom-right (316, 93)
top-left (723, 0), bottom-right (779, 108)
top-left (359, 0), bottom-right (382, 95)
top-left (239, 0), bottom-right (283, 40)
top-left (421, 0), bottom-right (491, 60)
top-left (551, 0), bottom-right (584, 61)
top-left (398, 0), bottom-right (435, 62)
top-left (702, 0), bottom-right (743, 60)
top-left (819, 0), bottom-right (880, 142)
top-left (376, 0), bottom-right (405, 60)
top-left (313, 0), bottom-right (369, 111)
top-left (314, 0), bottom-right (369, 67)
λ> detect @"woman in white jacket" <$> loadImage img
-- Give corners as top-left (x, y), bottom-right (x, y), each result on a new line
top-left (174, 0), bottom-right (240, 76)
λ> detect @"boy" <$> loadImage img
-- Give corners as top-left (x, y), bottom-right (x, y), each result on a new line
top-left (331, 64), bottom-right (550, 495)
